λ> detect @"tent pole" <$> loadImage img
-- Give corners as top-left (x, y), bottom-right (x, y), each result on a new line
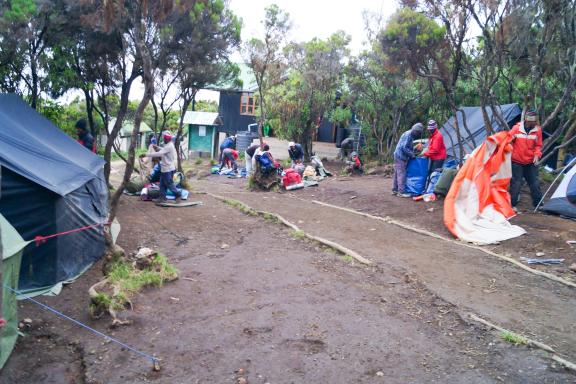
top-left (534, 156), bottom-right (576, 212)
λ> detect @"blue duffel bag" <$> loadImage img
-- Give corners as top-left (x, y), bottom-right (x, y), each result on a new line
top-left (405, 157), bottom-right (429, 196)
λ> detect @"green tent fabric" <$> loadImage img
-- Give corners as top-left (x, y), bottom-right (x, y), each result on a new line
top-left (1, 214), bottom-right (31, 369)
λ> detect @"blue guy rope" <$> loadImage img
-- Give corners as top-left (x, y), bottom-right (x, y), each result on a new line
top-left (3, 284), bottom-right (160, 370)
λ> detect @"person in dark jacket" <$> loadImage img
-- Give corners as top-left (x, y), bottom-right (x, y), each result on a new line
top-left (219, 135), bottom-right (236, 162)
top-left (509, 110), bottom-right (543, 210)
top-left (76, 119), bottom-right (95, 152)
top-left (245, 143), bottom-right (260, 174)
top-left (392, 123), bottom-right (424, 197)
top-left (288, 141), bottom-right (304, 167)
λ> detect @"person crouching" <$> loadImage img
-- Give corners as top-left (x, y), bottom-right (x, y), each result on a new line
top-left (220, 148), bottom-right (239, 173)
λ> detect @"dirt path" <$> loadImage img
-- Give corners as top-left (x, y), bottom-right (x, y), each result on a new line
top-left (2, 192), bottom-right (573, 383)
top-left (197, 178), bottom-right (576, 363)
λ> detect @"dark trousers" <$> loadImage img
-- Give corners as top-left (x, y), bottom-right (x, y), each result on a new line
top-left (160, 170), bottom-right (180, 199)
top-left (510, 162), bottom-right (543, 207)
top-left (393, 159), bottom-right (408, 193)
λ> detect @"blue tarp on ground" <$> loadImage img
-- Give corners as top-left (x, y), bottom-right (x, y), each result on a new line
top-left (442, 104), bottom-right (522, 160)
top-left (0, 93), bottom-right (108, 292)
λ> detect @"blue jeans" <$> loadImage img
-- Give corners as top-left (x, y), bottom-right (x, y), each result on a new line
top-left (160, 170), bottom-right (180, 199)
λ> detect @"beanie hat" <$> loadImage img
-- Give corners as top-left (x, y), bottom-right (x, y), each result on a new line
top-left (427, 120), bottom-right (438, 130)
top-left (525, 110), bottom-right (538, 122)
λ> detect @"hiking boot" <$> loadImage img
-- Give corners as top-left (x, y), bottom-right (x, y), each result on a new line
top-left (397, 193), bottom-right (412, 198)
top-left (153, 197), bottom-right (167, 205)
top-left (391, 191), bottom-right (398, 196)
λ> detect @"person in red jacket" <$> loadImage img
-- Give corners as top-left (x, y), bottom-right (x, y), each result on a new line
top-left (423, 120), bottom-right (446, 176)
top-left (509, 110), bottom-right (543, 209)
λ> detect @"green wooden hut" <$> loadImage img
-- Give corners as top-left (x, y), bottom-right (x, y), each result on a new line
top-left (183, 111), bottom-right (223, 158)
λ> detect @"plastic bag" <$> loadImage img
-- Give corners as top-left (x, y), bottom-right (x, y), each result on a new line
top-left (405, 157), bottom-right (429, 195)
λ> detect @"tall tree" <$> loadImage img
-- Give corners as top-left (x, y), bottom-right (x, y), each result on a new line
top-left (243, 4), bottom-right (291, 144)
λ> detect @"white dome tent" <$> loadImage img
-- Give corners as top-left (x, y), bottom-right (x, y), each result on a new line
top-left (541, 158), bottom-right (576, 219)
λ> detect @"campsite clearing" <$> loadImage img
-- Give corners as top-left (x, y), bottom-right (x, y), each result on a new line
top-left (2, 163), bottom-right (576, 383)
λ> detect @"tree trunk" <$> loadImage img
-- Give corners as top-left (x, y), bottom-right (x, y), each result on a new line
top-left (107, 15), bottom-right (154, 225)
top-left (176, 93), bottom-right (194, 173)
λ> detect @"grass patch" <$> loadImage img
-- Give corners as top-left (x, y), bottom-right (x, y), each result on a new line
top-left (500, 331), bottom-right (527, 345)
top-left (210, 159), bottom-right (217, 166)
top-left (223, 198), bottom-right (257, 216)
top-left (91, 254), bottom-right (178, 313)
top-left (195, 158), bottom-right (203, 165)
top-left (291, 230), bottom-right (306, 240)
top-left (262, 212), bottom-right (279, 223)
top-left (540, 169), bottom-right (561, 184)
top-left (340, 254), bottom-right (355, 263)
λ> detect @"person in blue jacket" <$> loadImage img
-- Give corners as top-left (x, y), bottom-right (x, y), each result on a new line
top-left (392, 123), bottom-right (423, 197)
top-left (219, 135), bottom-right (236, 162)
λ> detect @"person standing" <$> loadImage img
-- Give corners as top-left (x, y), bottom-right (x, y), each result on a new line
top-left (509, 110), bottom-right (543, 210)
top-left (75, 119), bottom-right (96, 153)
top-left (140, 131), bottom-right (181, 204)
top-left (422, 119), bottom-right (447, 190)
top-left (392, 123), bottom-right (424, 197)
top-left (245, 143), bottom-right (260, 174)
top-left (288, 141), bottom-right (304, 168)
top-left (422, 120), bottom-right (446, 173)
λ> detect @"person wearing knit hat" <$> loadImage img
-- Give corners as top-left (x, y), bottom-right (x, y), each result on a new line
top-left (509, 109), bottom-right (543, 210)
top-left (422, 119), bottom-right (447, 182)
top-left (140, 130), bottom-right (181, 204)
top-left (393, 123), bottom-right (424, 197)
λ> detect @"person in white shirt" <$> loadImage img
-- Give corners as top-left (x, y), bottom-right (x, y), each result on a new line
top-left (140, 131), bottom-right (181, 203)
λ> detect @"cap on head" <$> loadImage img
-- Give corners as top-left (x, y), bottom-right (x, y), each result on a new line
top-left (525, 110), bottom-right (538, 123)
top-left (427, 120), bottom-right (438, 131)
top-left (288, 141), bottom-right (295, 147)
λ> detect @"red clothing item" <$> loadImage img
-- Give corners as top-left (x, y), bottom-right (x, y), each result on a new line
top-left (423, 129), bottom-right (446, 161)
top-left (354, 156), bottom-right (361, 168)
top-left (510, 122), bottom-right (542, 165)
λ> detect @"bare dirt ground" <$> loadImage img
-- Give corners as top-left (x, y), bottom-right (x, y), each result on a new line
top-left (2, 159), bottom-right (576, 383)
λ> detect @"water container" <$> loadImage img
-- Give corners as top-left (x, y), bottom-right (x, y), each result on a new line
top-left (236, 131), bottom-right (253, 153)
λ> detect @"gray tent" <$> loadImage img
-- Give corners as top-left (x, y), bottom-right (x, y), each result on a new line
top-left (441, 104), bottom-right (522, 160)
top-left (0, 94), bottom-right (108, 294)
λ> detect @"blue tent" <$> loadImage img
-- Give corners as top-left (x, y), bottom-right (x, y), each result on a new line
top-left (442, 104), bottom-right (522, 160)
top-left (0, 94), bottom-right (108, 293)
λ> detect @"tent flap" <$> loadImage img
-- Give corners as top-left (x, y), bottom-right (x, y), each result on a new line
top-left (444, 131), bottom-right (526, 245)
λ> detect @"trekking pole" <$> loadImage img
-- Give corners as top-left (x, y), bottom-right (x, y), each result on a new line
top-left (533, 156), bottom-right (576, 212)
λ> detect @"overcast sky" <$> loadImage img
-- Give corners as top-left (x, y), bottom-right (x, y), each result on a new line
top-left (195, 0), bottom-right (399, 101)
top-left (117, 0), bottom-right (399, 103)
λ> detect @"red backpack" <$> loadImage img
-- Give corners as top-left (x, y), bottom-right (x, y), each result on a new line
top-left (282, 168), bottom-right (302, 187)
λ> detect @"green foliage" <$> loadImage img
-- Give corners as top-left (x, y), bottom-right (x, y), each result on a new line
top-left (3, 0), bottom-right (36, 22)
top-left (330, 107), bottom-right (352, 127)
